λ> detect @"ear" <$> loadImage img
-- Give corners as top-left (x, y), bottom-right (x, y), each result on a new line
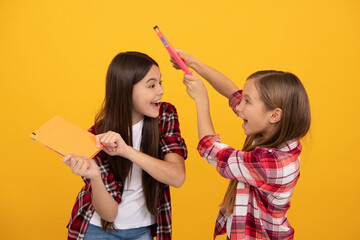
top-left (269, 108), bottom-right (282, 123)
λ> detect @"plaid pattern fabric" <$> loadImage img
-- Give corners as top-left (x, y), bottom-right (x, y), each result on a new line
top-left (197, 90), bottom-right (301, 240)
top-left (66, 102), bottom-right (187, 240)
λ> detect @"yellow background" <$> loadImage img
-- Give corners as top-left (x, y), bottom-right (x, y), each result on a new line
top-left (1, 0), bottom-right (359, 239)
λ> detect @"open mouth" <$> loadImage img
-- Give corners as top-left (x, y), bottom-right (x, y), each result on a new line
top-left (240, 116), bottom-right (248, 128)
top-left (240, 115), bottom-right (247, 122)
top-left (151, 100), bottom-right (161, 108)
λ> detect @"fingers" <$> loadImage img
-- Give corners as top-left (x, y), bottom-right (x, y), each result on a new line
top-left (175, 49), bottom-right (187, 60)
top-left (89, 159), bottom-right (97, 166)
top-left (62, 154), bottom-right (101, 179)
top-left (62, 154), bottom-right (75, 166)
top-left (170, 56), bottom-right (181, 69)
top-left (76, 158), bottom-right (90, 173)
top-left (96, 131), bottom-right (112, 147)
top-left (69, 156), bottom-right (89, 175)
top-left (183, 73), bottom-right (200, 84)
top-left (102, 133), bottom-right (118, 151)
top-left (183, 75), bottom-right (193, 86)
top-left (95, 133), bottom-right (106, 148)
top-left (171, 49), bottom-right (189, 69)
top-left (96, 131), bottom-right (120, 152)
top-left (182, 72), bottom-right (208, 101)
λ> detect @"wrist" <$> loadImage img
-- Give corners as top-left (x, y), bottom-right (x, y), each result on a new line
top-left (89, 172), bottom-right (102, 182)
top-left (188, 56), bottom-right (199, 70)
top-left (194, 94), bottom-right (209, 106)
top-left (120, 145), bottom-right (134, 159)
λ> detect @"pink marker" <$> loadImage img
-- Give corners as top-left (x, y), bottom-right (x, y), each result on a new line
top-left (154, 26), bottom-right (191, 75)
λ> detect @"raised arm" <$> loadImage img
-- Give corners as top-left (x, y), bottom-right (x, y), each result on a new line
top-left (171, 49), bottom-right (239, 98)
top-left (183, 73), bottom-right (216, 140)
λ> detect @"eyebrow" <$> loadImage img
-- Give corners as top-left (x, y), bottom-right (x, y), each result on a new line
top-left (146, 78), bottom-right (158, 83)
top-left (146, 74), bottom-right (162, 84)
top-left (243, 93), bottom-right (252, 100)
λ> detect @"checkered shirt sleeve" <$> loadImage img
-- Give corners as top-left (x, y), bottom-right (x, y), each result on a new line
top-left (158, 102), bottom-right (188, 160)
top-left (229, 90), bottom-right (243, 115)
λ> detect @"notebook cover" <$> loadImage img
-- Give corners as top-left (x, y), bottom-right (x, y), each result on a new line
top-left (30, 115), bottom-right (103, 159)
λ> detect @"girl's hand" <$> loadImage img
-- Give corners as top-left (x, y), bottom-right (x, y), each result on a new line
top-left (183, 73), bottom-right (208, 102)
top-left (170, 49), bottom-right (194, 69)
top-left (95, 131), bottom-right (129, 157)
top-left (62, 154), bottom-right (100, 180)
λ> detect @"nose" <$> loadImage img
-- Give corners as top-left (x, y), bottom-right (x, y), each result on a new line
top-left (157, 84), bottom-right (164, 96)
top-left (235, 100), bottom-right (244, 116)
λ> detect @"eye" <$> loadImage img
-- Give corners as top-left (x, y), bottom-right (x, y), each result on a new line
top-left (159, 80), bottom-right (163, 86)
top-left (149, 84), bottom-right (155, 89)
top-left (241, 98), bottom-right (250, 104)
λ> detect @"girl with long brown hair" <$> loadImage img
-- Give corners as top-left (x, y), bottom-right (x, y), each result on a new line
top-left (171, 49), bottom-right (310, 240)
top-left (62, 51), bottom-right (187, 240)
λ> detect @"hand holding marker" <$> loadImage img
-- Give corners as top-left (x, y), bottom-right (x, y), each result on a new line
top-left (153, 26), bottom-right (191, 75)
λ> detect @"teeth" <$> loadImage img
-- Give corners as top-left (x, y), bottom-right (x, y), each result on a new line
top-left (152, 100), bottom-right (161, 105)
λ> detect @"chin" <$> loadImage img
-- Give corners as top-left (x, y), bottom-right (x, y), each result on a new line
top-left (146, 112), bottom-right (159, 119)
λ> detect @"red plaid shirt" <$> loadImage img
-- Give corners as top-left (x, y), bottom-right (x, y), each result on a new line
top-left (66, 102), bottom-right (187, 240)
top-left (197, 90), bottom-right (301, 240)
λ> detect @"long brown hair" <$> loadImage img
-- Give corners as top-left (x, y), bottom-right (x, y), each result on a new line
top-left (221, 70), bottom-right (311, 215)
top-left (94, 52), bottom-right (162, 230)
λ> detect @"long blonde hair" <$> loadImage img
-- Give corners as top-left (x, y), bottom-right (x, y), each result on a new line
top-left (220, 70), bottom-right (311, 215)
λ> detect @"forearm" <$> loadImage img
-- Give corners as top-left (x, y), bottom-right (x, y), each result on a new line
top-left (91, 176), bottom-right (118, 222)
top-left (123, 149), bottom-right (185, 188)
top-left (195, 95), bottom-right (216, 140)
top-left (189, 58), bottom-right (239, 98)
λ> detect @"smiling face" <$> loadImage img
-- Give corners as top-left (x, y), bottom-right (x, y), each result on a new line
top-left (235, 78), bottom-right (275, 137)
top-left (131, 64), bottom-right (164, 124)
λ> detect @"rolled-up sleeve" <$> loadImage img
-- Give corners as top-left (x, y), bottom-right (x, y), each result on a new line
top-left (197, 135), bottom-right (269, 188)
top-left (229, 90), bottom-right (243, 115)
top-left (159, 102), bottom-right (188, 160)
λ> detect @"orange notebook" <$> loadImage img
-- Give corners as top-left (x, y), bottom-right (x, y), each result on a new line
top-left (30, 115), bottom-right (103, 159)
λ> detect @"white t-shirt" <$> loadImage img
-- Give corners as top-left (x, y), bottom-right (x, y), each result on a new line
top-left (227, 214), bottom-right (233, 237)
top-left (90, 119), bottom-right (156, 229)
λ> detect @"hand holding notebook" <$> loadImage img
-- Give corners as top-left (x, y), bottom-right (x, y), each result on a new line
top-left (30, 115), bottom-right (103, 159)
